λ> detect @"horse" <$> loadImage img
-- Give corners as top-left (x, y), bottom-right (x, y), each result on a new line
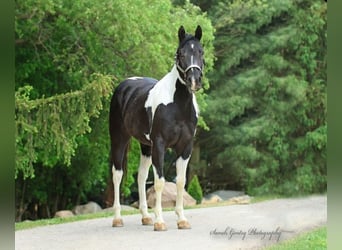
top-left (109, 25), bottom-right (204, 231)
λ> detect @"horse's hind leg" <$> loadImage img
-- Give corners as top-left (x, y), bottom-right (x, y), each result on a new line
top-left (138, 144), bottom-right (153, 225)
top-left (110, 132), bottom-right (130, 227)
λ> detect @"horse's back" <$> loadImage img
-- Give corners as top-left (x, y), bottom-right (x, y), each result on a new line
top-left (111, 77), bottom-right (156, 111)
top-left (110, 77), bottom-right (157, 143)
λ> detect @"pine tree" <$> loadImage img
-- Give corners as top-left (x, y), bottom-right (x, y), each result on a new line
top-left (187, 175), bottom-right (203, 204)
top-left (198, 0), bottom-right (327, 195)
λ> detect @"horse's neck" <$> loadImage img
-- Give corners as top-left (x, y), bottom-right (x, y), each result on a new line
top-left (145, 64), bottom-right (198, 121)
top-left (163, 65), bottom-right (178, 91)
top-left (166, 65), bottom-right (192, 103)
top-left (144, 64), bottom-right (179, 120)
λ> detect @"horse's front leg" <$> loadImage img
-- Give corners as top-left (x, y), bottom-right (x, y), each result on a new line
top-left (151, 138), bottom-right (167, 231)
top-left (175, 156), bottom-right (191, 229)
top-left (138, 145), bottom-right (153, 225)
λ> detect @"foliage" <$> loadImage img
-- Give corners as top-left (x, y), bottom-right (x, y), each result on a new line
top-left (197, 0), bottom-right (327, 195)
top-left (187, 175), bottom-right (203, 204)
top-left (267, 226), bottom-right (326, 250)
top-left (15, 74), bottom-right (114, 179)
top-left (15, 0), bottom-right (327, 222)
top-left (15, 0), bottom-right (215, 220)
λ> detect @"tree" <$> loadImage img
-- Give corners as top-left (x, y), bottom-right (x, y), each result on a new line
top-left (187, 175), bottom-right (203, 204)
top-left (197, 0), bottom-right (326, 195)
top-left (15, 0), bottom-right (215, 220)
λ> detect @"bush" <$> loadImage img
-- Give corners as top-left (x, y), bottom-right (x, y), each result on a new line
top-left (187, 175), bottom-right (203, 204)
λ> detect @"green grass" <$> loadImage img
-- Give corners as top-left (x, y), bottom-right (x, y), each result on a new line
top-left (266, 226), bottom-right (327, 250)
top-left (15, 209), bottom-right (139, 231)
top-left (250, 194), bottom-right (285, 203)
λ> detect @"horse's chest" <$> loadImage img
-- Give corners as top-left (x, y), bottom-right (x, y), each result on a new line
top-left (149, 103), bottom-right (197, 146)
top-left (143, 76), bottom-right (199, 146)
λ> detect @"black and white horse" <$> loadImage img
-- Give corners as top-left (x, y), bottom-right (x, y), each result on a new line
top-left (109, 25), bottom-right (204, 231)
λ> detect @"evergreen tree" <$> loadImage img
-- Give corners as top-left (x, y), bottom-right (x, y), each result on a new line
top-left (187, 175), bottom-right (203, 204)
top-left (198, 0), bottom-right (326, 195)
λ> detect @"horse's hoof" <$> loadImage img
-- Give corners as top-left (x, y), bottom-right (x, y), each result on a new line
top-left (177, 220), bottom-right (191, 229)
top-left (154, 222), bottom-right (167, 231)
top-left (142, 217), bottom-right (153, 226)
top-left (112, 218), bottom-right (124, 227)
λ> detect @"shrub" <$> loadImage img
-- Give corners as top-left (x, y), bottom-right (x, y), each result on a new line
top-left (187, 175), bottom-right (203, 204)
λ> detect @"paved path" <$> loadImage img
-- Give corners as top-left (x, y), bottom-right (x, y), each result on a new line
top-left (15, 195), bottom-right (326, 250)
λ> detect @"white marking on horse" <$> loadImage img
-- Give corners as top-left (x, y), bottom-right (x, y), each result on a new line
top-left (192, 93), bottom-right (199, 118)
top-left (175, 156), bottom-right (190, 223)
top-left (112, 168), bottom-right (123, 220)
top-left (128, 76), bottom-right (143, 80)
top-left (152, 166), bottom-right (165, 223)
top-left (144, 133), bottom-right (151, 141)
top-left (138, 154), bottom-right (152, 220)
top-left (144, 65), bottom-right (179, 122)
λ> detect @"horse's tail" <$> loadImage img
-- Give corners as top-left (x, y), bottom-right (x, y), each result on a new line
top-left (105, 88), bottom-right (131, 207)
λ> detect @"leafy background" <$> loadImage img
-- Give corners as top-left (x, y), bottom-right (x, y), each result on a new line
top-left (15, 0), bottom-right (326, 221)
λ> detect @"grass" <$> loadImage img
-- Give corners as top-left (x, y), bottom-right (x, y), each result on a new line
top-left (266, 226), bottom-right (327, 250)
top-left (250, 194), bottom-right (285, 203)
top-left (15, 209), bottom-right (138, 231)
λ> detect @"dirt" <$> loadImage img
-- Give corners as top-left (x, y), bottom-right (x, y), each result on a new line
top-left (15, 195), bottom-right (326, 250)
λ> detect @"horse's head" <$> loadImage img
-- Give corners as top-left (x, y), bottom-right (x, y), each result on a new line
top-left (176, 25), bottom-right (204, 93)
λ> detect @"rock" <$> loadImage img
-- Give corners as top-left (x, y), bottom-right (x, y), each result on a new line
top-left (146, 182), bottom-right (196, 208)
top-left (227, 195), bottom-right (251, 205)
top-left (201, 194), bottom-right (223, 205)
top-left (204, 190), bottom-right (245, 201)
top-left (54, 210), bottom-right (74, 218)
top-left (130, 201), bottom-right (139, 209)
top-left (103, 205), bottom-right (138, 213)
top-left (73, 201), bottom-right (102, 215)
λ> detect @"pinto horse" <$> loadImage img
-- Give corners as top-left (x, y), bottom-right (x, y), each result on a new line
top-left (109, 25), bottom-right (204, 231)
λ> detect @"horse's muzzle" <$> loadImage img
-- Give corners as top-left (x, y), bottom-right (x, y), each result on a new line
top-left (187, 75), bottom-right (202, 92)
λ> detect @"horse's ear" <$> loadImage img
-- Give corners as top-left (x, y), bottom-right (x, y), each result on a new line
top-left (178, 25), bottom-right (186, 42)
top-left (195, 25), bottom-right (202, 41)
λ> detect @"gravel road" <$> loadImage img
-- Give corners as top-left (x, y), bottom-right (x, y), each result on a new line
top-left (15, 195), bottom-right (326, 250)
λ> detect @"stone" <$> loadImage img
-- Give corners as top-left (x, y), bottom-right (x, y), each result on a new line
top-left (201, 194), bottom-right (223, 205)
top-left (54, 210), bottom-right (74, 218)
top-left (146, 181), bottom-right (196, 208)
top-left (227, 195), bottom-right (251, 205)
top-left (130, 201), bottom-right (139, 209)
top-left (103, 205), bottom-right (138, 213)
top-left (204, 190), bottom-right (245, 201)
top-left (73, 201), bottom-right (102, 215)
